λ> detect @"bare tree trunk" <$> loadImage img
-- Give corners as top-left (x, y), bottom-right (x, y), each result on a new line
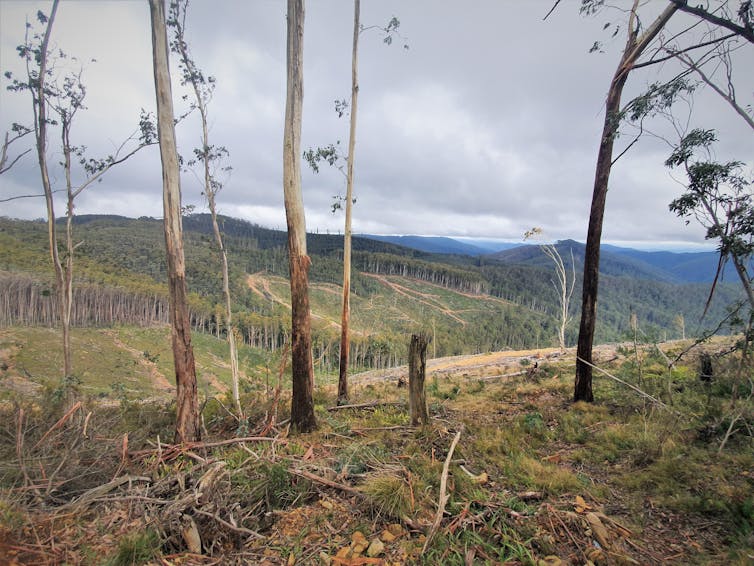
top-left (62, 124), bottom-right (74, 384)
top-left (409, 333), bottom-right (429, 426)
top-left (208, 201), bottom-right (242, 418)
top-left (149, 0), bottom-right (200, 443)
top-left (338, 0), bottom-right (360, 405)
top-left (575, 2), bottom-right (677, 402)
top-left (170, 0), bottom-right (242, 420)
top-left (31, 1), bottom-right (69, 382)
top-left (284, 0), bottom-right (316, 433)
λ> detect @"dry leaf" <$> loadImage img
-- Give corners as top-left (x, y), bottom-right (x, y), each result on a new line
top-left (574, 495), bottom-right (593, 513)
top-left (586, 512), bottom-right (610, 548)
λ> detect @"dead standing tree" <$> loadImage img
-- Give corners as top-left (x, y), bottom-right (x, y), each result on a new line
top-left (149, 0), bottom-right (201, 443)
top-left (524, 228), bottom-right (576, 352)
top-left (284, 0), bottom-right (317, 433)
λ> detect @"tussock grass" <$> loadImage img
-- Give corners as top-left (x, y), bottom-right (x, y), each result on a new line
top-left (361, 473), bottom-right (413, 519)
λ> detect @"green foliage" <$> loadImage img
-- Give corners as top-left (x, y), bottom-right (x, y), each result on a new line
top-left (107, 529), bottom-right (161, 566)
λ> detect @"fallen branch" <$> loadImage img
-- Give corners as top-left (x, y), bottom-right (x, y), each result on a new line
top-left (130, 435), bottom-right (284, 460)
top-left (193, 508), bottom-right (266, 540)
top-left (479, 369), bottom-right (528, 382)
top-left (423, 427), bottom-right (463, 553)
top-left (32, 401), bottom-right (83, 450)
top-left (577, 357), bottom-right (677, 413)
top-left (327, 401), bottom-right (405, 412)
top-left (544, 503), bottom-right (589, 563)
top-left (350, 425), bottom-right (412, 433)
top-left (290, 468), bottom-right (364, 499)
top-left (65, 475), bottom-right (152, 511)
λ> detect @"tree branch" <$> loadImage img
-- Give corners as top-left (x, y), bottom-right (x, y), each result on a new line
top-left (676, 51), bottom-right (754, 131)
top-left (0, 129), bottom-right (33, 174)
top-left (423, 427), bottom-right (463, 553)
top-left (543, 0), bottom-right (563, 21)
top-left (630, 32), bottom-right (735, 71)
top-left (668, 0), bottom-right (754, 44)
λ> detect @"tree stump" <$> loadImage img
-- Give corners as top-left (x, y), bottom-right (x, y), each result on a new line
top-left (699, 353), bottom-right (713, 382)
top-left (409, 333), bottom-right (430, 426)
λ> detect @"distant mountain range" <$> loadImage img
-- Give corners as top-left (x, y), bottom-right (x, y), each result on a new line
top-left (361, 234), bottom-right (737, 285)
top-left (359, 234), bottom-right (517, 256)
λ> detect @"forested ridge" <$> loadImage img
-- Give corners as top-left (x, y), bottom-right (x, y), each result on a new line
top-left (0, 214), bottom-right (741, 370)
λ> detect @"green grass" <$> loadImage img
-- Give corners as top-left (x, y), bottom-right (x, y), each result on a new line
top-left (0, 325), bottom-right (277, 401)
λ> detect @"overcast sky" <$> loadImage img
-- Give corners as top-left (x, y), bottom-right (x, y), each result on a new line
top-left (1, 1), bottom-right (752, 251)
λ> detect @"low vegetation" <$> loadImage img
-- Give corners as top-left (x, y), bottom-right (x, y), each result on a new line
top-left (0, 330), bottom-right (751, 564)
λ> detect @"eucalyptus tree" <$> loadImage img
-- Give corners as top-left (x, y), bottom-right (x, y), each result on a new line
top-left (568, 0), bottom-right (753, 402)
top-left (284, 0), bottom-right (317, 433)
top-left (574, 0), bottom-right (678, 402)
top-left (149, 0), bottom-right (201, 443)
top-left (666, 130), bottom-right (754, 310)
top-left (304, 7), bottom-right (405, 405)
top-left (168, 0), bottom-right (242, 420)
top-left (5, 3), bottom-right (154, 390)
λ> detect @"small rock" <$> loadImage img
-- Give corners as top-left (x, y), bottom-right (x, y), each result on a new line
top-left (367, 538), bottom-right (385, 558)
top-left (381, 529), bottom-right (397, 542)
top-left (351, 531), bottom-right (368, 555)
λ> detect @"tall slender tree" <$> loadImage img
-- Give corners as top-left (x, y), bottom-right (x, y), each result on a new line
top-left (337, 0), bottom-right (361, 405)
top-left (574, 1), bottom-right (677, 402)
top-left (168, 0), bottom-right (242, 420)
top-left (149, 0), bottom-right (201, 443)
top-left (6, 3), bottom-right (152, 392)
top-left (304, 11), bottom-right (404, 404)
top-left (284, 0), bottom-right (317, 432)
top-left (524, 228), bottom-right (575, 352)
top-left (25, 2), bottom-right (65, 380)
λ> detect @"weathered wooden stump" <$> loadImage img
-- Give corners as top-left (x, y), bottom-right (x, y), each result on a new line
top-left (409, 333), bottom-right (430, 426)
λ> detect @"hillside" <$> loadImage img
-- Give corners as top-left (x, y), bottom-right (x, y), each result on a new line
top-left (488, 239), bottom-right (725, 284)
top-left (1, 338), bottom-right (752, 564)
top-left (0, 215), bottom-right (752, 564)
top-left (360, 234), bottom-right (494, 256)
top-left (0, 214), bottom-right (745, 363)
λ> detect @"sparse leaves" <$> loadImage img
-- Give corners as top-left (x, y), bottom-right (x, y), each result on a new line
top-left (667, 130), bottom-right (754, 307)
top-left (335, 98), bottom-right (349, 118)
top-left (580, 0), bottom-right (606, 16)
top-left (623, 77), bottom-right (696, 122)
top-left (361, 15), bottom-right (409, 49)
top-left (303, 142), bottom-right (343, 174)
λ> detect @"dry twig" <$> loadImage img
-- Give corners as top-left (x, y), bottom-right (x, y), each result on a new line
top-left (327, 401), bottom-right (405, 412)
top-left (423, 426), bottom-right (463, 552)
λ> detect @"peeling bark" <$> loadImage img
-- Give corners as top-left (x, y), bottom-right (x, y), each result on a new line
top-left (149, 0), bottom-right (200, 443)
top-left (284, 0), bottom-right (317, 433)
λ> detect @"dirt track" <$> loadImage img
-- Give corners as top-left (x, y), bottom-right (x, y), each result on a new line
top-left (350, 343), bottom-right (625, 387)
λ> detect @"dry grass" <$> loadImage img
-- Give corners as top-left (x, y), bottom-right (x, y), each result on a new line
top-left (0, 339), bottom-right (752, 564)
